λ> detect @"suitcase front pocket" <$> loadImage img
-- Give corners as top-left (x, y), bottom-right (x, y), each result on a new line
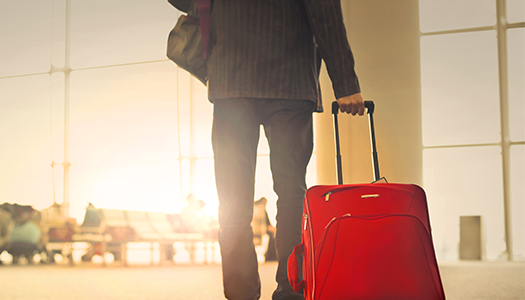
top-left (314, 215), bottom-right (443, 300)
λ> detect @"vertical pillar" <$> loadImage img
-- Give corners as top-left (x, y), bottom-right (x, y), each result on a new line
top-left (496, 0), bottom-right (513, 260)
top-left (62, 0), bottom-right (72, 217)
top-left (314, 0), bottom-right (423, 186)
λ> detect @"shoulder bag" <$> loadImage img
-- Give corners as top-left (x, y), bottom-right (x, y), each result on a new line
top-left (166, 0), bottom-right (212, 84)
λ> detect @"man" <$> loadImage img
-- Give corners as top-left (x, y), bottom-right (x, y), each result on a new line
top-left (200, 0), bottom-right (363, 299)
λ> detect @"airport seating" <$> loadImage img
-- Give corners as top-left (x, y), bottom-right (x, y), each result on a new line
top-left (70, 205), bottom-right (217, 266)
top-left (123, 210), bottom-right (164, 265)
top-left (146, 211), bottom-right (210, 264)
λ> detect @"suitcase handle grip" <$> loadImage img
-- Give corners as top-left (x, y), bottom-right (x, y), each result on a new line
top-left (331, 100), bottom-right (375, 115)
top-left (331, 100), bottom-right (381, 184)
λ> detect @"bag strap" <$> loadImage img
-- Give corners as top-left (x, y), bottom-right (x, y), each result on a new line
top-left (196, 0), bottom-right (212, 60)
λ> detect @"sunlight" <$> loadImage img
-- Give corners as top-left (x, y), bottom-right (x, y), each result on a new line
top-left (89, 162), bottom-right (183, 214)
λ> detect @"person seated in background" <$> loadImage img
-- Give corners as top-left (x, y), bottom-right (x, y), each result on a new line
top-left (179, 194), bottom-right (219, 239)
top-left (5, 217), bottom-right (42, 264)
top-left (180, 193), bottom-right (208, 233)
top-left (0, 203), bottom-right (44, 264)
top-left (0, 208), bottom-right (14, 264)
top-left (252, 197), bottom-right (277, 262)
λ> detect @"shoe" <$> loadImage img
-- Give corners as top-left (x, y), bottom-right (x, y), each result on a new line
top-left (272, 292), bottom-right (303, 300)
top-left (272, 285), bottom-right (303, 300)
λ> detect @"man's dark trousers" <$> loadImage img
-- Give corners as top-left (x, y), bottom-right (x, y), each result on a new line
top-left (212, 98), bottom-right (314, 300)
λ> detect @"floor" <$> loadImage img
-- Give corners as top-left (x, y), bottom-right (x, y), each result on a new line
top-left (0, 260), bottom-right (523, 299)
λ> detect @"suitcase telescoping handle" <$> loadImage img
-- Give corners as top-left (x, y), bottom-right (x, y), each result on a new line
top-left (331, 100), bottom-right (381, 185)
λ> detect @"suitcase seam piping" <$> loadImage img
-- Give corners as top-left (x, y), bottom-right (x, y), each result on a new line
top-left (409, 216), bottom-right (444, 299)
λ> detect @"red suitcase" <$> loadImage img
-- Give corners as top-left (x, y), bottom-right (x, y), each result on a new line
top-left (287, 101), bottom-right (445, 300)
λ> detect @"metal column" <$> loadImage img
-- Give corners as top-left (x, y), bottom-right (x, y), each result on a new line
top-left (496, 0), bottom-right (513, 261)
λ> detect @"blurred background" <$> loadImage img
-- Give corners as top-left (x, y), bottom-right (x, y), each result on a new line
top-left (0, 0), bottom-right (523, 265)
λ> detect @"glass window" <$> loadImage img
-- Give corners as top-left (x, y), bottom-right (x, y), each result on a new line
top-left (51, 0), bottom-right (67, 69)
top-left (423, 146), bottom-right (505, 260)
top-left (0, 75), bottom-right (55, 210)
top-left (510, 145), bottom-right (525, 260)
top-left (52, 165), bottom-right (64, 206)
top-left (70, 62), bottom-right (180, 162)
top-left (507, 28), bottom-right (525, 142)
top-left (51, 72), bottom-right (65, 162)
top-left (69, 62), bottom-right (181, 216)
top-left (419, 0), bottom-right (496, 33)
top-left (193, 76), bottom-right (214, 158)
top-left (194, 158), bottom-right (217, 216)
top-left (258, 128), bottom-right (271, 156)
top-left (181, 158), bottom-right (190, 198)
top-left (306, 153), bottom-right (317, 188)
top-left (71, 160), bottom-right (182, 218)
top-left (70, 0), bottom-right (179, 69)
top-left (177, 69), bottom-right (192, 158)
top-left (255, 155), bottom-right (277, 223)
top-left (421, 31), bottom-right (500, 147)
top-left (507, 0), bottom-right (525, 23)
top-left (0, 1), bottom-right (53, 77)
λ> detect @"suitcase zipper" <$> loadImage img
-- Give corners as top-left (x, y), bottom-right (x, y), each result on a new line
top-left (304, 214), bottom-right (308, 230)
top-left (324, 191), bottom-right (332, 202)
top-left (304, 199), bottom-right (317, 298)
top-left (322, 185), bottom-right (414, 200)
top-left (324, 214), bottom-right (351, 229)
top-left (324, 190), bottom-right (380, 201)
top-left (314, 214), bottom-right (412, 268)
top-left (361, 194), bottom-right (380, 199)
